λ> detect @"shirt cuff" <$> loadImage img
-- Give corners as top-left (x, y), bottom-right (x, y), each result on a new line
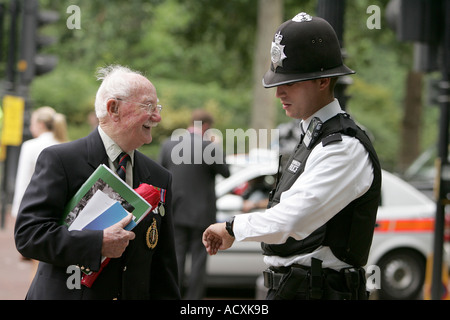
top-left (232, 213), bottom-right (251, 242)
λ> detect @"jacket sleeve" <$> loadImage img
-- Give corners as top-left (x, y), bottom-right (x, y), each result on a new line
top-left (14, 146), bottom-right (104, 272)
top-left (205, 140), bottom-right (230, 178)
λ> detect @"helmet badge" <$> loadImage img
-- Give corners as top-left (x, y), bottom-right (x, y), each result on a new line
top-left (292, 12), bottom-right (312, 22)
top-left (271, 32), bottom-right (287, 69)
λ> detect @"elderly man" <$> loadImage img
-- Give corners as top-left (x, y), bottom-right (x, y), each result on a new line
top-left (15, 65), bottom-right (180, 300)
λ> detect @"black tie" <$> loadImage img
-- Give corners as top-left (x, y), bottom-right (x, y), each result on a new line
top-left (116, 152), bottom-right (130, 181)
top-left (299, 122), bottom-right (306, 145)
top-left (300, 122), bottom-right (306, 138)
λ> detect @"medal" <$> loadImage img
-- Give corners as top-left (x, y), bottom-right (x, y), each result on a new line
top-left (159, 203), bottom-right (165, 216)
top-left (146, 218), bottom-right (158, 249)
top-left (152, 187), bottom-right (166, 217)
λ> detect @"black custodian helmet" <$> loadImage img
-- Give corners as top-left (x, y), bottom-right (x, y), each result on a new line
top-left (263, 12), bottom-right (355, 88)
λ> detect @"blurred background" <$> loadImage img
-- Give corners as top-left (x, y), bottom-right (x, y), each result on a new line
top-left (0, 0), bottom-right (443, 166)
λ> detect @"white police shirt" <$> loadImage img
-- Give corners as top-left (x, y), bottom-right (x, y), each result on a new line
top-left (233, 99), bottom-right (374, 270)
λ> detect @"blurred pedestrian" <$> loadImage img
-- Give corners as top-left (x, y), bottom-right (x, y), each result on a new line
top-left (272, 119), bottom-right (302, 168)
top-left (14, 65), bottom-right (180, 299)
top-left (11, 106), bottom-right (67, 278)
top-left (159, 109), bottom-right (230, 299)
top-left (241, 176), bottom-right (273, 213)
top-left (203, 13), bottom-right (381, 300)
top-left (11, 106), bottom-right (68, 218)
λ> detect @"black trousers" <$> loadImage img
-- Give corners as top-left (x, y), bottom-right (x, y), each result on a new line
top-left (265, 261), bottom-right (368, 300)
top-left (174, 225), bottom-right (208, 300)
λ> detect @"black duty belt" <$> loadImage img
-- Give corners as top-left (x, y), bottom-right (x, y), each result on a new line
top-left (263, 268), bottom-right (284, 290)
top-left (263, 258), bottom-right (367, 300)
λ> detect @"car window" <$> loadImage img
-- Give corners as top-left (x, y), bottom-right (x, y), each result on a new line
top-left (381, 170), bottom-right (434, 207)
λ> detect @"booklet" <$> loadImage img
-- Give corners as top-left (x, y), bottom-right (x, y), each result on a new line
top-left (83, 201), bottom-right (137, 231)
top-left (62, 164), bottom-right (152, 229)
top-left (61, 164), bottom-right (165, 288)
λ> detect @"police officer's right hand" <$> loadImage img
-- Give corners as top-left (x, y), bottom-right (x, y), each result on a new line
top-left (202, 222), bottom-right (234, 255)
top-left (101, 213), bottom-right (136, 258)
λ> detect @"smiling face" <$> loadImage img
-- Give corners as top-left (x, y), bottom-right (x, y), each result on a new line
top-left (275, 78), bottom-right (334, 120)
top-left (102, 74), bottom-right (161, 152)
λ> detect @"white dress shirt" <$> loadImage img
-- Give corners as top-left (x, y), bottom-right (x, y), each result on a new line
top-left (98, 126), bottom-right (134, 187)
top-left (233, 99), bottom-right (374, 270)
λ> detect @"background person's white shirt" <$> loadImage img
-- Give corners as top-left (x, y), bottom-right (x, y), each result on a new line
top-left (11, 132), bottom-right (61, 217)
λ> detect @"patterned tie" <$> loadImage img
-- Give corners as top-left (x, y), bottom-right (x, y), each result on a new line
top-left (116, 152), bottom-right (130, 181)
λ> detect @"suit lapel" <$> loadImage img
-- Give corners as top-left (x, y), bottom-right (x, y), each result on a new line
top-left (86, 129), bottom-right (109, 170)
top-left (132, 152), bottom-right (152, 188)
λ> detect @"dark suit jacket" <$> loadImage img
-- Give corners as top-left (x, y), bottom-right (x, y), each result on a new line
top-left (14, 129), bottom-right (180, 300)
top-left (159, 132), bottom-right (230, 229)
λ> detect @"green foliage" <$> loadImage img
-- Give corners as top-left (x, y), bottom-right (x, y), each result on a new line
top-left (16, 0), bottom-right (438, 170)
top-left (347, 77), bottom-right (401, 170)
top-left (67, 122), bottom-right (92, 142)
top-left (31, 65), bottom-right (98, 125)
top-left (150, 78), bottom-right (252, 159)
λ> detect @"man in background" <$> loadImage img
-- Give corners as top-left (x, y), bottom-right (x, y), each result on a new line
top-left (160, 109), bottom-right (230, 299)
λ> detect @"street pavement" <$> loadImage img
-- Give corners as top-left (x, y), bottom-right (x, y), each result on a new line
top-left (0, 210), bottom-right (33, 300)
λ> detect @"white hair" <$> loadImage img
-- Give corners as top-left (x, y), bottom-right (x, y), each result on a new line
top-left (94, 65), bottom-right (145, 119)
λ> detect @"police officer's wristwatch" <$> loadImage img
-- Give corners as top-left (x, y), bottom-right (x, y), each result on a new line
top-left (226, 217), bottom-right (235, 237)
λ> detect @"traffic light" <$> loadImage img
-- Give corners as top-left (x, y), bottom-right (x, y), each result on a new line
top-left (387, 0), bottom-right (450, 302)
top-left (386, 0), bottom-right (443, 44)
top-left (386, 0), bottom-right (445, 73)
top-left (17, 0), bottom-right (59, 86)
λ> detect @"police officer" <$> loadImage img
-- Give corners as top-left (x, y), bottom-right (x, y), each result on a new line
top-left (202, 13), bottom-right (381, 300)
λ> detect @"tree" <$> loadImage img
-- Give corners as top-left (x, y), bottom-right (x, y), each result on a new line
top-left (250, 0), bottom-right (282, 146)
top-left (22, 0), bottom-right (431, 169)
top-left (399, 70), bottom-right (423, 172)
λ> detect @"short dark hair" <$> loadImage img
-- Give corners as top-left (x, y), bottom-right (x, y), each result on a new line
top-left (191, 109), bottom-right (214, 125)
top-left (329, 77), bottom-right (338, 93)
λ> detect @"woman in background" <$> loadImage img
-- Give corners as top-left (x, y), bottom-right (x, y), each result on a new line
top-left (11, 106), bottom-right (68, 218)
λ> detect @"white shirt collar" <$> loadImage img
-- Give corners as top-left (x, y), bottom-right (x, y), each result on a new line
top-left (97, 126), bottom-right (134, 166)
top-left (300, 99), bottom-right (343, 133)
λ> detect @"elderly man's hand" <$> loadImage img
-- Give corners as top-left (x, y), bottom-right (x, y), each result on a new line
top-left (202, 222), bottom-right (234, 255)
top-left (101, 213), bottom-right (135, 258)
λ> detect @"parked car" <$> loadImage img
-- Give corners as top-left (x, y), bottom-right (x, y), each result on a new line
top-left (202, 149), bottom-right (447, 299)
top-left (401, 146), bottom-right (438, 199)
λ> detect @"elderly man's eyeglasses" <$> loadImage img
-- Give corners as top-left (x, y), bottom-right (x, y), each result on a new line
top-left (115, 98), bottom-right (162, 114)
